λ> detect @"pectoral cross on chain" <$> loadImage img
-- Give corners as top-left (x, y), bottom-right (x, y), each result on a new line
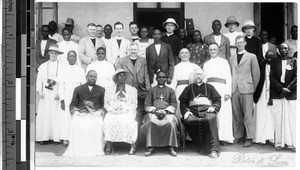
top-left (159, 93), bottom-right (165, 101)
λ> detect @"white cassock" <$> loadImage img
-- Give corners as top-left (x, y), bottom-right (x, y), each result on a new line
top-left (57, 40), bottom-right (81, 68)
top-left (57, 63), bottom-right (85, 141)
top-left (36, 60), bottom-right (61, 142)
top-left (134, 39), bottom-right (154, 58)
top-left (86, 60), bottom-right (115, 88)
top-left (49, 33), bottom-right (64, 43)
top-left (253, 64), bottom-right (274, 144)
top-left (203, 56), bottom-right (234, 143)
top-left (170, 61), bottom-right (200, 119)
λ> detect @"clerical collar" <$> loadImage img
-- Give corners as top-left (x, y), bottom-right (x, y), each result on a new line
top-left (247, 34), bottom-right (254, 39)
top-left (158, 85), bottom-right (165, 88)
top-left (166, 32), bottom-right (174, 36)
top-left (116, 36), bottom-right (123, 40)
top-left (195, 82), bottom-right (203, 86)
top-left (131, 35), bottom-right (139, 39)
top-left (238, 50), bottom-right (246, 54)
top-left (130, 56), bottom-right (137, 60)
top-left (90, 36), bottom-right (96, 39)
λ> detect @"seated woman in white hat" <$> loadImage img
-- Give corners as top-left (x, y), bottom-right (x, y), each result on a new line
top-left (103, 69), bottom-right (138, 155)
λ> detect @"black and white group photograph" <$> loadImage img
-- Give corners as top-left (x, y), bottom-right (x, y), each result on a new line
top-left (9, 0), bottom-right (299, 168)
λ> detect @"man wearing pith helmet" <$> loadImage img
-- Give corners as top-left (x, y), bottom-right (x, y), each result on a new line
top-left (224, 16), bottom-right (243, 56)
top-left (161, 18), bottom-right (183, 65)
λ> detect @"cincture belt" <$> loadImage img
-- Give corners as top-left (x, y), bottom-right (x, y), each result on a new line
top-left (207, 77), bottom-right (226, 84)
top-left (177, 80), bottom-right (189, 86)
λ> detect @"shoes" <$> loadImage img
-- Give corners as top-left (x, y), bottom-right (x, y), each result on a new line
top-left (233, 138), bottom-right (243, 144)
top-left (145, 147), bottom-right (155, 157)
top-left (104, 144), bottom-right (113, 155)
top-left (129, 146), bottom-right (136, 155)
top-left (243, 139), bottom-right (252, 147)
top-left (208, 151), bottom-right (219, 158)
top-left (62, 140), bottom-right (69, 147)
top-left (169, 147), bottom-right (177, 157)
top-left (275, 146), bottom-right (283, 151)
top-left (220, 141), bottom-right (228, 146)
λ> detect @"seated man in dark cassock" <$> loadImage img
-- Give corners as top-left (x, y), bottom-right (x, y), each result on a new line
top-left (179, 68), bottom-right (221, 158)
top-left (141, 71), bottom-right (178, 157)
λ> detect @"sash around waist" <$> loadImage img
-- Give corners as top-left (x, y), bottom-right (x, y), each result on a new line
top-left (206, 77), bottom-right (226, 84)
top-left (177, 80), bottom-right (189, 86)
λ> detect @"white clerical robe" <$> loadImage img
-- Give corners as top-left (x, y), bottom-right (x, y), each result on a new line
top-left (254, 64), bottom-right (274, 144)
top-left (57, 40), bottom-right (81, 68)
top-left (101, 37), bottom-right (113, 61)
top-left (171, 61), bottom-right (200, 119)
top-left (203, 56), bottom-right (234, 143)
top-left (36, 60), bottom-right (61, 142)
top-left (49, 33), bottom-right (63, 43)
top-left (57, 63), bottom-right (85, 140)
top-left (86, 60), bottom-right (115, 88)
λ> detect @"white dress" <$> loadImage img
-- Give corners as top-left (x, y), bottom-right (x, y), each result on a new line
top-left (57, 40), bottom-right (81, 68)
top-left (253, 64), bottom-right (274, 144)
top-left (103, 84), bottom-right (138, 144)
top-left (170, 61), bottom-right (200, 119)
top-left (203, 56), bottom-right (234, 143)
top-left (57, 63), bottom-right (85, 141)
top-left (36, 60), bottom-right (61, 142)
top-left (86, 60), bottom-right (115, 88)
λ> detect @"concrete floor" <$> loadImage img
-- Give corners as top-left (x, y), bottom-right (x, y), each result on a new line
top-left (35, 141), bottom-right (295, 167)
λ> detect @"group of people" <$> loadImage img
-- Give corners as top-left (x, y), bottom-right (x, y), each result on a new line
top-left (35, 16), bottom-right (297, 159)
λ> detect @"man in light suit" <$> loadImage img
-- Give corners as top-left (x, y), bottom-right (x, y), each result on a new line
top-left (78, 23), bottom-right (106, 70)
top-left (229, 35), bottom-right (260, 148)
top-left (204, 19), bottom-right (231, 60)
top-left (115, 42), bottom-right (150, 146)
top-left (146, 29), bottom-right (175, 86)
top-left (109, 22), bottom-right (131, 66)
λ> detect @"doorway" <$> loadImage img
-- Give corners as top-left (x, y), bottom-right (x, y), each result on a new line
top-left (260, 3), bottom-right (285, 44)
top-left (134, 3), bottom-right (184, 35)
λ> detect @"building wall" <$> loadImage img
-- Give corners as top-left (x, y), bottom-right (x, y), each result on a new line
top-left (185, 2), bottom-right (254, 36)
top-left (57, 2), bottom-right (133, 38)
top-left (56, 2), bottom-right (253, 39)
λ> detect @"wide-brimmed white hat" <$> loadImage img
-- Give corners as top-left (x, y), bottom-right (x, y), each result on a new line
top-left (112, 69), bottom-right (129, 83)
top-left (45, 44), bottom-right (63, 54)
top-left (162, 18), bottom-right (179, 30)
top-left (241, 20), bottom-right (257, 33)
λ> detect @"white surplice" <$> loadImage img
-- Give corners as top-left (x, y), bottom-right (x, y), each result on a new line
top-left (86, 60), bottom-right (115, 88)
top-left (203, 56), bottom-right (234, 143)
top-left (57, 63), bottom-right (85, 141)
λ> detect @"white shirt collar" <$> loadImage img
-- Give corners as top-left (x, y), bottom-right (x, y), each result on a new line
top-left (166, 32), bottom-right (174, 36)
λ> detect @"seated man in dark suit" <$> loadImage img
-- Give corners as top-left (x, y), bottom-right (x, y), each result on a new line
top-left (63, 70), bottom-right (107, 156)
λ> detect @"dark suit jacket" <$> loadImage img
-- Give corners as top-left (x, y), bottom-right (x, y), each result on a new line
top-left (270, 56), bottom-right (297, 100)
top-left (36, 38), bottom-right (57, 68)
top-left (69, 83), bottom-right (106, 113)
top-left (203, 33), bottom-right (231, 60)
top-left (115, 55), bottom-right (150, 99)
top-left (146, 42), bottom-right (175, 84)
top-left (253, 42), bottom-right (277, 103)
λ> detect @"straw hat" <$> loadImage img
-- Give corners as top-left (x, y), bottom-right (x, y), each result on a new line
top-left (112, 69), bottom-right (129, 83)
top-left (162, 18), bottom-right (179, 30)
top-left (63, 18), bottom-right (74, 25)
top-left (241, 20), bottom-right (257, 33)
top-left (225, 16), bottom-right (239, 27)
top-left (45, 44), bottom-right (63, 54)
